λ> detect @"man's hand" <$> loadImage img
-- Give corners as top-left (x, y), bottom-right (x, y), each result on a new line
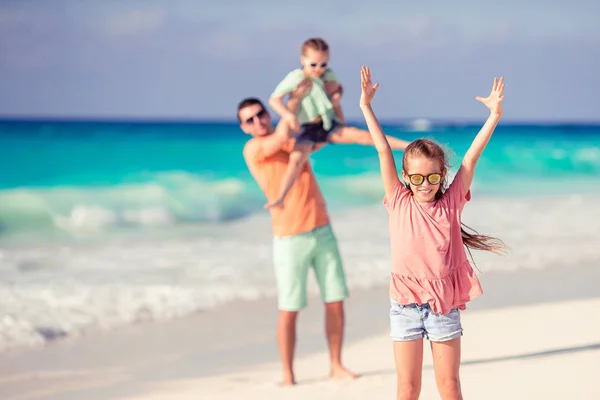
top-left (324, 81), bottom-right (343, 99)
top-left (281, 112), bottom-right (300, 133)
top-left (330, 91), bottom-right (342, 107)
top-left (290, 78), bottom-right (312, 100)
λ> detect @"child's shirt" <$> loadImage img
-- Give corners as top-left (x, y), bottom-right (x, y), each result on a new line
top-left (271, 68), bottom-right (339, 130)
top-left (383, 172), bottom-right (483, 315)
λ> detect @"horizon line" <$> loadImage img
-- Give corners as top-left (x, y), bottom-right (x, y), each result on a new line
top-left (1, 115), bottom-right (600, 126)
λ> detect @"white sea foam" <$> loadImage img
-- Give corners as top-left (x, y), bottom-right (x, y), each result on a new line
top-left (1, 194), bottom-right (599, 351)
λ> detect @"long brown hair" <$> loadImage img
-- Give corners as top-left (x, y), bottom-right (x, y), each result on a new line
top-left (402, 139), bottom-right (507, 258)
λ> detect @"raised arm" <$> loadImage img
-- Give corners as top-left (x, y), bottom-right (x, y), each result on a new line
top-left (256, 79), bottom-right (313, 158)
top-left (269, 95), bottom-right (294, 119)
top-left (287, 78), bottom-right (312, 114)
top-left (325, 79), bottom-right (346, 124)
top-left (330, 91), bottom-right (346, 124)
top-left (269, 71), bottom-right (304, 132)
top-left (358, 66), bottom-right (400, 199)
top-left (459, 77), bottom-right (504, 192)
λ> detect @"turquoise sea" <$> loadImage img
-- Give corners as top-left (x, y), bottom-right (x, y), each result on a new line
top-left (1, 119), bottom-right (599, 350)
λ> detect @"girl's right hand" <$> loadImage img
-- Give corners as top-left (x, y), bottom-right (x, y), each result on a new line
top-left (360, 66), bottom-right (379, 107)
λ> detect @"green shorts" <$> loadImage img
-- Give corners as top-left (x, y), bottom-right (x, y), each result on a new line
top-left (273, 224), bottom-right (349, 311)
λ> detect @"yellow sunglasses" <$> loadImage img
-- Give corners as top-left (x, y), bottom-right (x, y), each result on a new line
top-left (406, 173), bottom-right (442, 186)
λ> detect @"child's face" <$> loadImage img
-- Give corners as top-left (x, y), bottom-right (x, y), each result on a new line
top-left (301, 48), bottom-right (329, 79)
top-left (401, 156), bottom-right (445, 203)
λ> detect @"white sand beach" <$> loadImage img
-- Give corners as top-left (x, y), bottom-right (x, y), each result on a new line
top-left (116, 299), bottom-right (600, 400)
top-left (1, 263), bottom-right (599, 400)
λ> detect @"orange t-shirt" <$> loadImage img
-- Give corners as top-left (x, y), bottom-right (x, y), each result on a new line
top-left (243, 137), bottom-right (330, 237)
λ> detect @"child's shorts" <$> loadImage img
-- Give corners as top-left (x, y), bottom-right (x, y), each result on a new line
top-left (389, 299), bottom-right (463, 342)
top-left (296, 120), bottom-right (343, 145)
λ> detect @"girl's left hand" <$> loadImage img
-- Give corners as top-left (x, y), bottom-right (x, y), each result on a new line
top-left (475, 76), bottom-right (504, 115)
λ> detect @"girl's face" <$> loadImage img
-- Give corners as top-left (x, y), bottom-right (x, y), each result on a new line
top-left (301, 48), bottom-right (329, 79)
top-left (401, 156), bottom-right (445, 203)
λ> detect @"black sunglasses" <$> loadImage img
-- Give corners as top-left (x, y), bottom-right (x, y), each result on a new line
top-left (310, 62), bottom-right (328, 69)
top-left (406, 173), bottom-right (442, 186)
top-left (243, 108), bottom-right (267, 124)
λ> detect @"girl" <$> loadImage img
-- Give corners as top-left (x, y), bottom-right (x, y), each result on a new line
top-left (359, 66), bottom-right (506, 400)
top-left (266, 38), bottom-right (409, 209)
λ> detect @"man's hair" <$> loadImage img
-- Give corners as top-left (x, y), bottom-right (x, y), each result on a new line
top-left (236, 97), bottom-right (265, 122)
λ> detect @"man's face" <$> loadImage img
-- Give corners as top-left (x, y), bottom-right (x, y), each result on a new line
top-left (238, 103), bottom-right (273, 137)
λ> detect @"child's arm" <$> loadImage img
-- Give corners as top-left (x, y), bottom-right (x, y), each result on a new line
top-left (459, 77), bottom-right (504, 192)
top-left (255, 80), bottom-right (313, 159)
top-left (358, 66), bottom-right (400, 199)
top-left (269, 95), bottom-right (295, 120)
top-left (269, 70), bottom-right (305, 132)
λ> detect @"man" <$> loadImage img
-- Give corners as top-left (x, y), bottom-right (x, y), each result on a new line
top-left (237, 80), bottom-right (358, 385)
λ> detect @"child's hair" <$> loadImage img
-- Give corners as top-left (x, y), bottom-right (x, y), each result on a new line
top-left (301, 38), bottom-right (329, 55)
top-left (402, 139), bottom-right (507, 258)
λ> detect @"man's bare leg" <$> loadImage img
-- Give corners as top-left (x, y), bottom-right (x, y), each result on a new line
top-left (277, 310), bottom-right (299, 385)
top-left (325, 301), bottom-right (359, 380)
top-left (329, 126), bottom-right (410, 151)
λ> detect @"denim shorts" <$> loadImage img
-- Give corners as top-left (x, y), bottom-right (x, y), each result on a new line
top-left (389, 300), bottom-right (463, 342)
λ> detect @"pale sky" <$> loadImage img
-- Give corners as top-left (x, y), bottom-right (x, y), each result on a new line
top-left (1, 0), bottom-right (599, 121)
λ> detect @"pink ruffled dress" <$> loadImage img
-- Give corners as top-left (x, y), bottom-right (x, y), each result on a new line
top-left (383, 173), bottom-right (482, 315)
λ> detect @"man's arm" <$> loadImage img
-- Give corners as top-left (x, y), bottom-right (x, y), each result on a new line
top-left (257, 121), bottom-right (295, 160)
top-left (244, 121), bottom-right (293, 162)
top-left (331, 94), bottom-right (345, 124)
top-left (251, 80), bottom-right (312, 160)
top-left (287, 77), bottom-right (311, 114)
top-left (324, 78), bottom-right (345, 124)
top-left (268, 96), bottom-right (299, 134)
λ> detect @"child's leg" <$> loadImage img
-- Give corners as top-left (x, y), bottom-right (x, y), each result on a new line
top-left (264, 143), bottom-right (313, 209)
top-left (431, 338), bottom-right (462, 400)
top-left (329, 126), bottom-right (409, 151)
top-left (394, 340), bottom-right (424, 400)
top-left (425, 306), bottom-right (463, 399)
top-left (390, 301), bottom-right (426, 400)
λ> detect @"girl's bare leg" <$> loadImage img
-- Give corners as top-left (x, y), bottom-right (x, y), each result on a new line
top-left (329, 126), bottom-right (410, 150)
top-left (393, 339), bottom-right (424, 400)
top-left (265, 143), bottom-right (313, 209)
top-left (431, 338), bottom-right (463, 400)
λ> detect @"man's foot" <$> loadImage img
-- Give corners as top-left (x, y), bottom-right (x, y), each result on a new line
top-left (330, 365), bottom-right (360, 380)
